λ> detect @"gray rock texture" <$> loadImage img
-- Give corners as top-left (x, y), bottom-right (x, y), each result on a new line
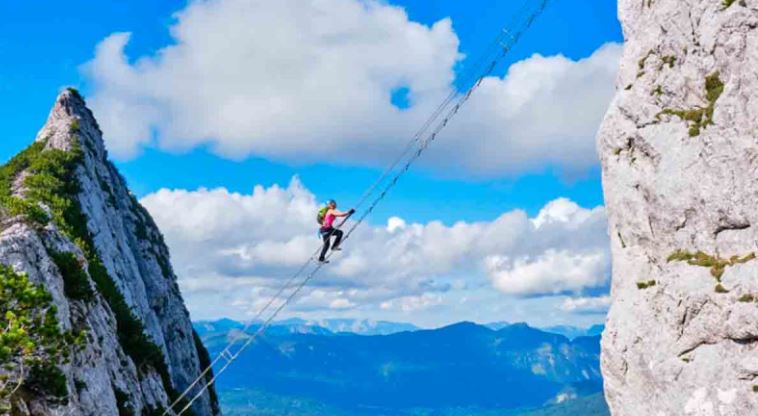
top-left (0, 90), bottom-right (219, 415)
top-left (598, 0), bottom-right (758, 415)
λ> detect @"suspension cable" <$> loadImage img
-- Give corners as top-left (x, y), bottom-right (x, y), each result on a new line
top-left (166, 1), bottom-right (550, 414)
top-left (353, 0), bottom-right (533, 210)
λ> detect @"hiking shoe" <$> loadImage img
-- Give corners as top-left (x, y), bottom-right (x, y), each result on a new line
top-left (318, 259), bottom-right (330, 264)
top-left (332, 246), bottom-right (342, 251)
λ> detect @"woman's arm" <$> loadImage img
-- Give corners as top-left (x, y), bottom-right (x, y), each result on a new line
top-left (331, 208), bottom-right (355, 217)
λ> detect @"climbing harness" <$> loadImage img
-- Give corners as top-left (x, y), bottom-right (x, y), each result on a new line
top-left (164, 1), bottom-right (551, 414)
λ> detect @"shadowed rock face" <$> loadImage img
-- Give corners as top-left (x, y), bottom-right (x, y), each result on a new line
top-left (598, 1), bottom-right (757, 415)
top-left (0, 90), bottom-right (219, 415)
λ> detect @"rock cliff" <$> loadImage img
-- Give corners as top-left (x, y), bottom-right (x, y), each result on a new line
top-left (598, 0), bottom-right (757, 414)
top-left (0, 89), bottom-right (219, 415)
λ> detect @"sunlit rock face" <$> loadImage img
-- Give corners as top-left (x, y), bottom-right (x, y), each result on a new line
top-left (0, 90), bottom-right (219, 415)
top-left (597, 1), bottom-right (757, 415)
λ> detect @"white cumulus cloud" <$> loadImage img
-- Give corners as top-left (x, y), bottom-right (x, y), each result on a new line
top-left (84, 0), bottom-right (620, 177)
top-left (386, 216), bottom-right (407, 233)
top-left (140, 179), bottom-right (610, 322)
top-left (560, 296), bottom-right (612, 314)
top-left (486, 249), bottom-right (609, 296)
top-left (85, 0), bottom-right (459, 161)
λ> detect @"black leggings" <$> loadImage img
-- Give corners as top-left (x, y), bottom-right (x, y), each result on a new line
top-left (319, 227), bottom-right (343, 261)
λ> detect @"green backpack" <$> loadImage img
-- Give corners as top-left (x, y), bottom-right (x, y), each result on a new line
top-left (317, 206), bottom-right (329, 225)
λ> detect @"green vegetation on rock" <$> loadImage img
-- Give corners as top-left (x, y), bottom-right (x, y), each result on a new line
top-left (25, 361), bottom-right (68, 402)
top-left (661, 55), bottom-right (676, 68)
top-left (74, 378), bottom-right (87, 392)
top-left (114, 386), bottom-right (134, 416)
top-left (637, 50), bottom-right (676, 78)
top-left (0, 265), bottom-right (83, 404)
top-left (65, 87), bottom-right (83, 101)
top-left (667, 249), bottom-right (754, 293)
top-left (636, 280), bottom-right (656, 290)
top-left (127, 193), bottom-right (174, 279)
top-left (657, 72), bottom-right (724, 137)
top-left (636, 49), bottom-right (654, 78)
top-left (721, 0), bottom-right (745, 9)
top-left (0, 141), bottom-right (50, 225)
top-left (667, 250), bottom-right (754, 280)
top-left (49, 251), bottom-right (94, 302)
top-left (0, 122), bottom-right (194, 412)
top-left (737, 293), bottom-right (755, 303)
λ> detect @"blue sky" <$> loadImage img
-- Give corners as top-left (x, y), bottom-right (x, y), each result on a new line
top-left (1, 0), bottom-right (623, 327)
top-left (1, 0), bottom-right (620, 224)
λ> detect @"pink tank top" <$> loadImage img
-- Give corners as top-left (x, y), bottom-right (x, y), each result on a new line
top-left (322, 212), bottom-right (336, 229)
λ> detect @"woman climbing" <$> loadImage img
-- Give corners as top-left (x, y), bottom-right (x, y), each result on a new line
top-left (317, 199), bottom-right (354, 263)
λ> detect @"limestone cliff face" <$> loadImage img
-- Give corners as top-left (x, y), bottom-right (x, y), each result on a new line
top-left (0, 90), bottom-right (219, 415)
top-left (598, 1), bottom-right (757, 415)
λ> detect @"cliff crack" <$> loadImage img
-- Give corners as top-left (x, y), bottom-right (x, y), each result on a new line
top-left (678, 339), bottom-right (715, 357)
top-left (714, 222), bottom-right (750, 236)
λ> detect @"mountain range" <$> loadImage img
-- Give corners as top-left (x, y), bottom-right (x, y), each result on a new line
top-left (195, 318), bottom-right (605, 339)
top-left (194, 317), bottom-right (420, 337)
top-left (194, 319), bottom-right (608, 415)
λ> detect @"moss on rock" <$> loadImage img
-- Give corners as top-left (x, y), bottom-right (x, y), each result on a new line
top-left (656, 72), bottom-right (724, 137)
top-left (667, 249), bottom-right (755, 283)
top-left (637, 280), bottom-right (657, 289)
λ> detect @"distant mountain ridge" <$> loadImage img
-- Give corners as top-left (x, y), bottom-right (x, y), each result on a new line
top-left (195, 319), bottom-right (606, 415)
top-left (195, 317), bottom-right (604, 338)
top-left (539, 324), bottom-right (606, 340)
top-left (194, 317), bottom-right (419, 337)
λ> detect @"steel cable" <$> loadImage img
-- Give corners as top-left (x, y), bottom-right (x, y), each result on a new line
top-left (167, 1), bottom-right (549, 413)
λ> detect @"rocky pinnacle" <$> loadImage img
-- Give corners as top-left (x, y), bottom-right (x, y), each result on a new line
top-left (597, 1), bottom-right (757, 415)
top-left (0, 89), bottom-right (219, 415)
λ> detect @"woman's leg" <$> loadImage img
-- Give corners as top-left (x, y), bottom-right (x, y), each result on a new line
top-left (319, 230), bottom-right (332, 261)
top-left (332, 229), bottom-right (344, 249)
